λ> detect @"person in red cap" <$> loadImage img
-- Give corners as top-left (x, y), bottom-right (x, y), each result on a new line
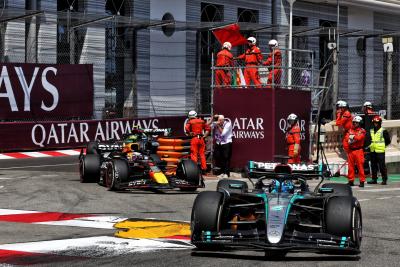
top-left (185, 110), bottom-right (210, 172)
top-left (286, 113), bottom-right (301, 163)
top-left (215, 42), bottom-right (234, 87)
top-left (347, 116), bottom-right (366, 187)
top-left (237, 36), bottom-right (263, 87)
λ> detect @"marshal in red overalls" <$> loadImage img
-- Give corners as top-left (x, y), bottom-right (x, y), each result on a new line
top-left (185, 113), bottom-right (210, 171)
top-left (286, 114), bottom-right (301, 163)
top-left (347, 117), bottom-right (366, 187)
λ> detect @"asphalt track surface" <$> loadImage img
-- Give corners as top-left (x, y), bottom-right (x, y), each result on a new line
top-left (0, 156), bottom-right (399, 266)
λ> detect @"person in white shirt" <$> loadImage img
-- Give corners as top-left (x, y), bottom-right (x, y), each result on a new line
top-left (212, 114), bottom-right (233, 178)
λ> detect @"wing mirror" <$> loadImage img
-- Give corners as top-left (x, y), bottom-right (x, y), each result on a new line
top-left (318, 187), bottom-right (334, 193)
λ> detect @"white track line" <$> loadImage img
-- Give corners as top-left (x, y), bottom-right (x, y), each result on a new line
top-left (20, 152), bottom-right (51, 158)
top-left (35, 216), bottom-right (128, 229)
top-left (376, 197), bottom-right (393, 200)
top-left (0, 209), bottom-right (40, 215)
top-left (359, 188), bottom-right (400, 192)
top-left (55, 150), bottom-right (81, 156)
top-left (0, 154), bottom-right (14, 159)
top-left (0, 236), bottom-right (193, 257)
top-left (0, 163), bottom-right (76, 170)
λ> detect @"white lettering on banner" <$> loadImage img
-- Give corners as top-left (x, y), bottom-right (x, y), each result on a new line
top-left (67, 124), bottom-right (79, 143)
top-left (226, 117), bottom-right (265, 140)
top-left (110, 121), bottom-right (120, 140)
top-left (47, 124), bottom-right (59, 144)
top-left (94, 122), bottom-right (105, 141)
top-left (14, 67), bottom-right (39, 112)
top-left (279, 118), bottom-right (307, 141)
top-left (31, 119), bottom-right (161, 147)
top-left (41, 67), bottom-right (59, 111)
top-left (58, 123), bottom-right (68, 143)
top-left (0, 65), bottom-right (59, 113)
top-left (120, 121), bottom-right (131, 134)
top-left (0, 66), bottom-right (18, 111)
top-left (80, 123), bottom-right (90, 143)
top-left (32, 124), bottom-right (46, 147)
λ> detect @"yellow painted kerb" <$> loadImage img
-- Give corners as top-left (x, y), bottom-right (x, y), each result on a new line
top-left (114, 219), bottom-right (191, 239)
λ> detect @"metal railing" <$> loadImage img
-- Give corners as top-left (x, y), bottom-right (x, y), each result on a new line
top-left (211, 48), bottom-right (316, 90)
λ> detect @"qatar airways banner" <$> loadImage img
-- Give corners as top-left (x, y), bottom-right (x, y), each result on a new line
top-left (0, 116), bottom-right (187, 151)
top-left (213, 88), bottom-right (311, 168)
top-left (0, 63), bottom-right (93, 119)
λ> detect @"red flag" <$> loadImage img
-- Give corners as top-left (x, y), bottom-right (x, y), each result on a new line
top-left (212, 23), bottom-right (248, 47)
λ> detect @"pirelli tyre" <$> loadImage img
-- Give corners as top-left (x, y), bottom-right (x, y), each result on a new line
top-left (217, 179), bottom-right (248, 194)
top-left (177, 159), bottom-right (201, 191)
top-left (322, 183), bottom-right (353, 197)
top-left (86, 141), bottom-right (99, 154)
top-left (80, 154), bottom-right (101, 183)
top-left (106, 159), bottom-right (129, 191)
top-left (325, 196), bottom-right (362, 251)
top-left (191, 191), bottom-right (224, 250)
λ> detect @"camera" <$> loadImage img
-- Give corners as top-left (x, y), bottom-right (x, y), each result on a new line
top-left (213, 115), bottom-right (219, 121)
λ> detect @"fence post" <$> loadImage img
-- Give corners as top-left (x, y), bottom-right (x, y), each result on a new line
top-left (387, 52), bottom-right (393, 120)
top-left (332, 48), bottom-right (339, 114)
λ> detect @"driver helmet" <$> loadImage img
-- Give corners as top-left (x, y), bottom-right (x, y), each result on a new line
top-left (270, 179), bottom-right (294, 193)
top-left (281, 180), bottom-right (294, 193)
top-left (124, 134), bottom-right (138, 143)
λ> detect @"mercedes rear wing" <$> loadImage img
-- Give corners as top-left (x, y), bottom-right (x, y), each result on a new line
top-left (247, 161), bottom-right (323, 179)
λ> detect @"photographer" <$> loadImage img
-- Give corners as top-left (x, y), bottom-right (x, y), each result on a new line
top-left (212, 114), bottom-right (233, 178)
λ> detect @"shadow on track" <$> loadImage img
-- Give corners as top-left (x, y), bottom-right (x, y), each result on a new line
top-left (191, 251), bottom-right (361, 262)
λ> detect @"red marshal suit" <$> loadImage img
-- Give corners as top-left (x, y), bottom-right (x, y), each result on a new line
top-left (347, 125), bottom-right (366, 183)
top-left (263, 48), bottom-right (282, 85)
top-left (336, 109), bottom-right (353, 152)
top-left (215, 48), bottom-right (234, 87)
top-left (237, 46), bottom-right (263, 87)
top-left (185, 118), bottom-right (210, 171)
top-left (286, 124), bottom-right (301, 163)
